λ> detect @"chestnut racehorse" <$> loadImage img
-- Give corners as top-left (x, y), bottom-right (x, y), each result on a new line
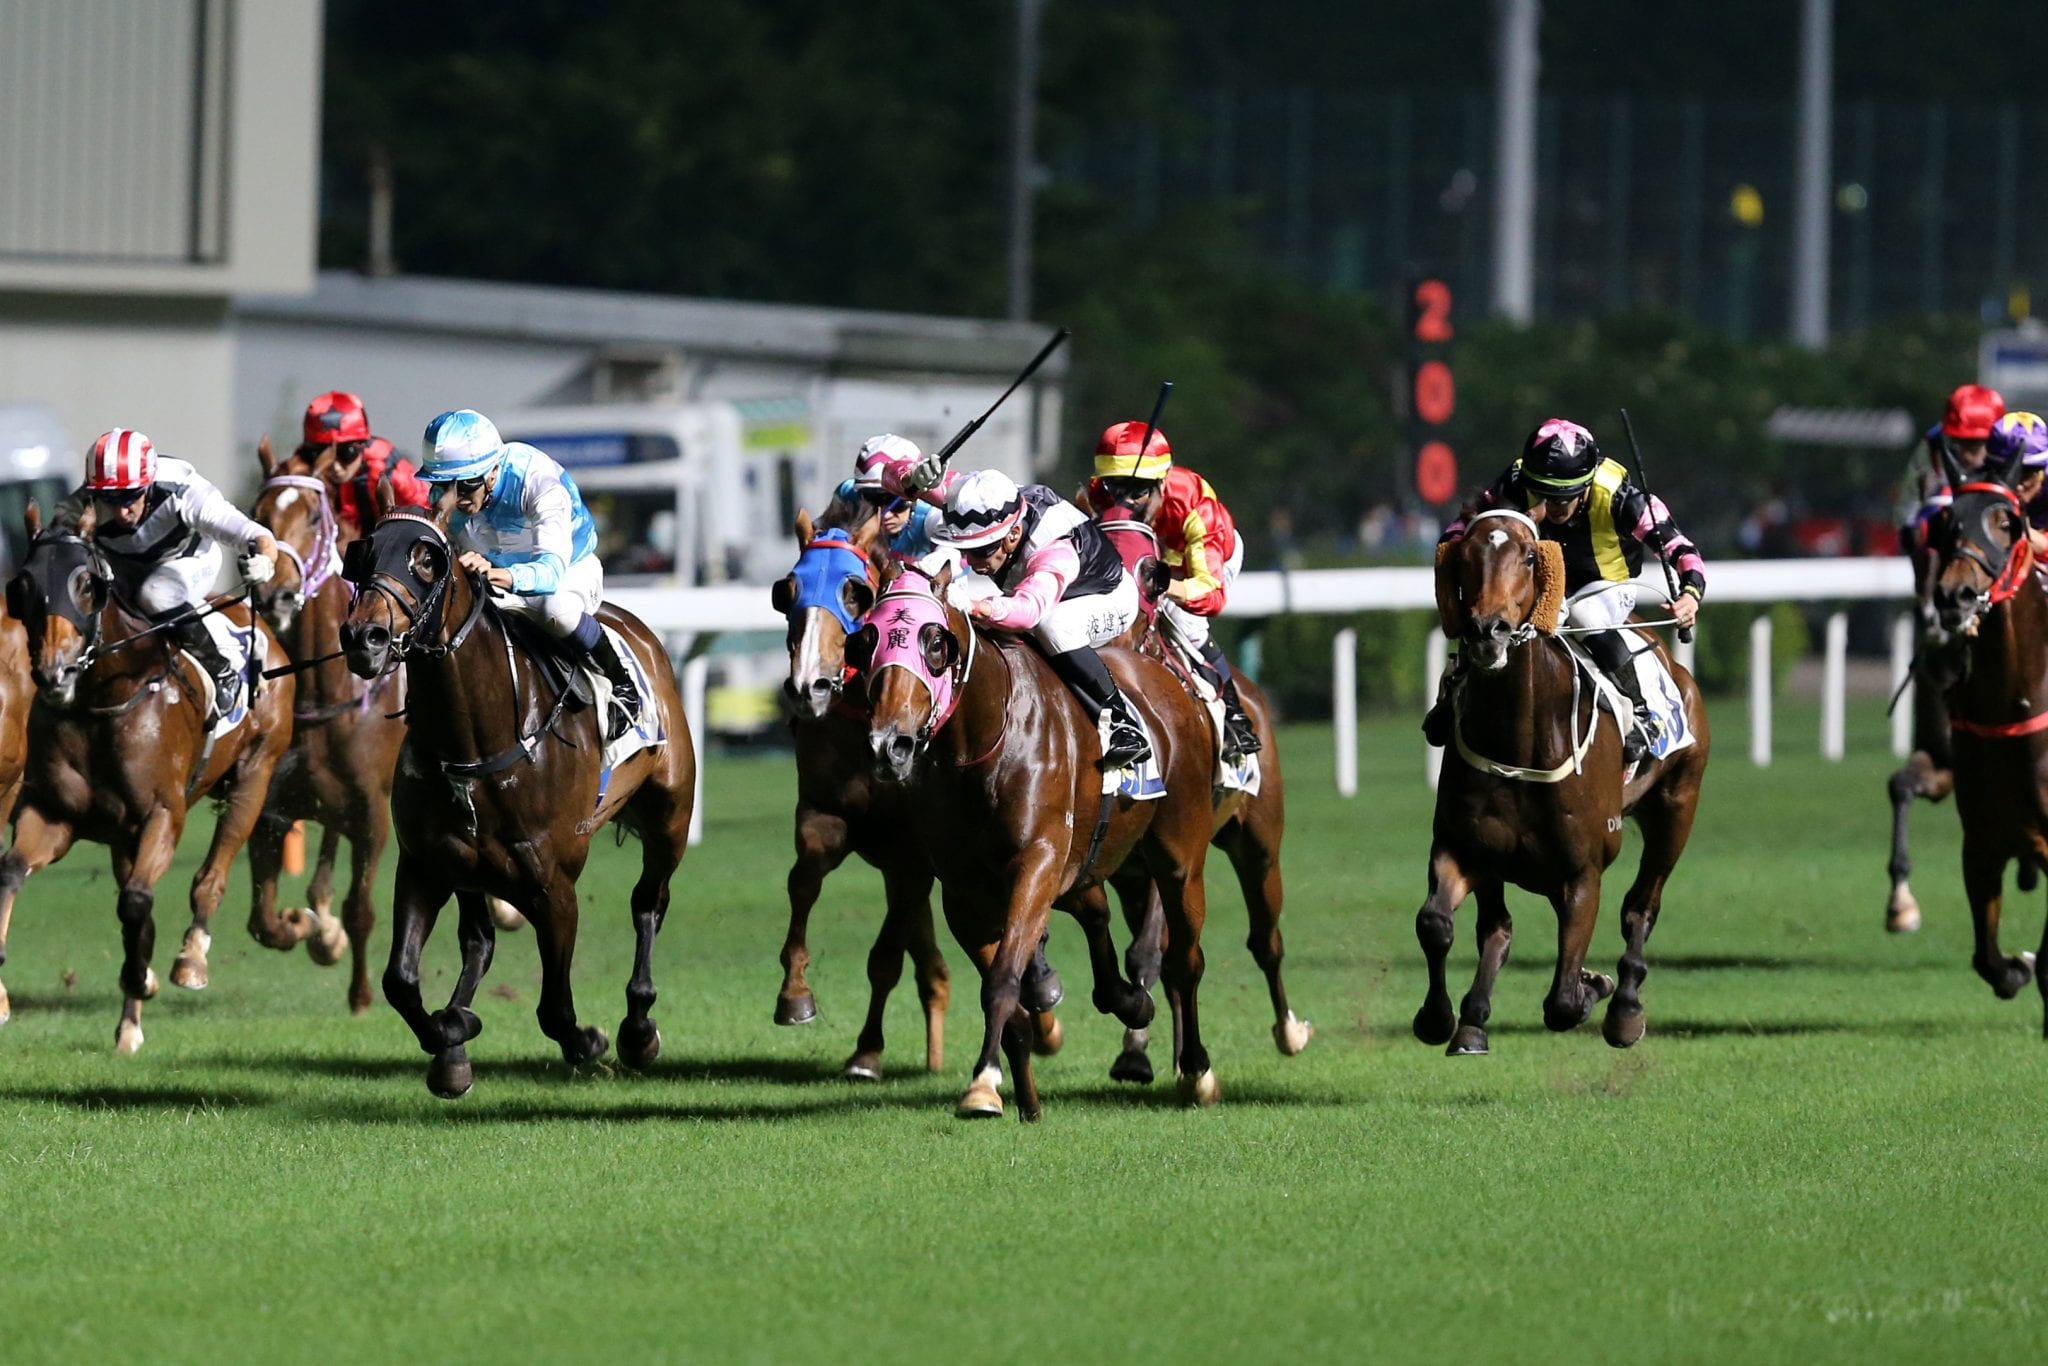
top-left (770, 505), bottom-right (1068, 1078)
top-left (861, 564), bottom-right (1217, 1120)
top-left (0, 504), bottom-right (295, 1052)
top-left (1091, 498), bottom-right (1310, 1083)
top-left (0, 609), bottom-right (33, 1023)
top-left (247, 438), bottom-right (406, 1013)
top-left (1417, 508), bottom-right (1709, 1054)
top-left (1921, 471), bottom-right (2048, 1017)
top-left (338, 498), bottom-right (695, 1096)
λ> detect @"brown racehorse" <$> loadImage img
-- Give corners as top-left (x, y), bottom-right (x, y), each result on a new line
top-left (1921, 472), bottom-right (2048, 1014)
top-left (1091, 496), bottom-right (1310, 1083)
top-left (1883, 537), bottom-right (1962, 934)
top-left (0, 609), bottom-right (33, 1024)
top-left (337, 496), bottom-right (695, 1097)
top-left (0, 504), bottom-right (295, 1052)
top-left (1417, 508), bottom-right (1710, 1054)
top-left (246, 438), bottom-right (407, 1013)
top-left (770, 504), bottom-right (1068, 1079)
top-left (861, 563), bottom-right (1217, 1120)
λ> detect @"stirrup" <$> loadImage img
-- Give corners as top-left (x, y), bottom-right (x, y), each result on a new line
top-left (1100, 719), bottom-right (1151, 770)
top-left (605, 696), bottom-right (640, 744)
top-left (1223, 710), bottom-right (1262, 757)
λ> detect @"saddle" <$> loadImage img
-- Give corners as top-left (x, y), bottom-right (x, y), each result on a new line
top-left (499, 612), bottom-right (594, 711)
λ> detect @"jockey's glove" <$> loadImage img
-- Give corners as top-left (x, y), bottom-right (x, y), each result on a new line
top-left (902, 455), bottom-right (945, 495)
top-left (239, 552), bottom-right (276, 585)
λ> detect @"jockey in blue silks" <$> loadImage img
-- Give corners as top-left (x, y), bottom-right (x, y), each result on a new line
top-left (835, 434), bottom-right (944, 569)
top-left (418, 408), bottom-right (641, 742)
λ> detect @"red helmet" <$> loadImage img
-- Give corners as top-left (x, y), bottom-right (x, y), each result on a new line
top-left (1942, 384), bottom-right (2006, 440)
top-left (303, 391), bottom-right (371, 446)
top-left (87, 428), bottom-right (158, 490)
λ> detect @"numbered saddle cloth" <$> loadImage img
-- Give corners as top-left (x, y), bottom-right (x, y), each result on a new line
top-left (1103, 705), bottom-right (1167, 803)
top-left (1580, 626), bottom-right (1697, 762)
top-left (178, 612), bottom-right (256, 740)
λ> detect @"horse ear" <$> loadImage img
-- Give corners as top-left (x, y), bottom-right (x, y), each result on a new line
top-left (1938, 437), bottom-right (1967, 493)
top-left (1532, 541), bottom-right (1567, 634)
top-left (932, 559), bottom-right (954, 591)
top-left (1433, 541), bottom-right (1468, 640)
top-left (257, 435), bottom-right (277, 478)
top-left (75, 502), bottom-right (97, 539)
top-left (431, 485), bottom-right (455, 528)
top-left (23, 500), bottom-right (40, 542)
top-left (794, 507), bottom-right (816, 545)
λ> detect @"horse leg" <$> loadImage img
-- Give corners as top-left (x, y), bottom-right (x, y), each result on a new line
top-left (0, 811), bottom-right (77, 1027)
top-left (112, 808), bottom-right (180, 1054)
top-left (903, 875), bottom-right (951, 1074)
top-left (619, 794), bottom-right (686, 1072)
top-left (244, 814), bottom-right (303, 958)
top-left (1220, 819), bottom-right (1311, 1056)
top-left (1962, 834), bottom-right (2036, 998)
top-left (184, 753), bottom-right (291, 989)
top-left (424, 891), bottom-right (497, 1099)
top-left (1605, 781), bottom-right (1700, 1048)
top-left (959, 855), bottom-right (1059, 1123)
top-left (1108, 874), bottom-right (1163, 1084)
top-left (940, 889), bottom-right (1008, 1118)
top-left (1063, 882), bottom-right (1154, 1028)
top-left (1447, 882), bottom-right (1512, 1056)
top-left (1412, 847), bottom-right (1472, 1046)
top-left (777, 808), bottom-right (849, 1026)
top-left (303, 825), bottom-right (350, 967)
top-left (1542, 873), bottom-right (1613, 1032)
top-left (1156, 869), bottom-right (1218, 1107)
top-left (380, 854), bottom-right (454, 1057)
top-left (528, 879), bottom-right (610, 1067)
top-left (341, 803), bottom-right (389, 1015)
top-left (1885, 754), bottom-right (1951, 934)
top-left (843, 862), bottom-right (924, 1081)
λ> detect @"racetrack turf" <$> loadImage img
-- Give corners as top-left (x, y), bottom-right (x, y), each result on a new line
top-left (2, 698), bottom-right (2045, 1363)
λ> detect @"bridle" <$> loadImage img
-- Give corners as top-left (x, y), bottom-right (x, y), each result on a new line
top-left (862, 572), bottom-right (1007, 764)
top-left (9, 529), bottom-right (114, 691)
top-left (343, 509), bottom-right (487, 668)
top-left (254, 473), bottom-right (341, 617)
top-left (1459, 508), bottom-right (1545, 650)
top-left (1935, 480), bottom-right (2035, 639)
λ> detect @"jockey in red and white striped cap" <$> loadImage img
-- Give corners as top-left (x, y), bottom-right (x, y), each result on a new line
top-left (70, 428), bottom-right (281, 721)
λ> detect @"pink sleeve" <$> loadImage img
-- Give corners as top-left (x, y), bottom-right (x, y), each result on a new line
top-left (977, 541), bottom-right (1077, 630)
top-left (881, 463), bottom-right (961, 510)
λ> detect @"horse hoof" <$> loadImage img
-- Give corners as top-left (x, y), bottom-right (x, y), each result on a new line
top-left (1604, 1006), bottom-right (1647, 1049)
top-left (774, 993), bottom-right (818, 1027)
top-left (486, 897), bottom-right (526, 931)
top-left (1031, 1011), bottom-right (1064, 1056)
top-left (1110, 1028), bottom-right (1153, 1084)
top-left (1885, 886), bottom-right (1922, 934)
top-left (435, 1005), bottom-right (483, 1049)
top-left (1273, 1011), bottom-right (1315, 1056)
top-left (1099, 986), bottom-right (1153, 1031)
top-left (1413, 1001), bottom-right (1456, 1046)
top-left (957, 1067), bottom-right (1003, 1119)
top-left (2022, 863), bottom-right (2041, 893)
top-left (0, 985), bottom-right (10, 1027)
top-left (1447, 1025), bottom-right (1490, 1056)
top-left (563, 1026), bottom-right (610, 1067)
top-left (427, 1050), bottom-right (474, 1099)
top-left (843, 1053), bottom-right (883, 1082)
top-left (305, 914), bottom-right (348, 967)
top-left (618, 1018), bottom-right (662, 1070)
top-left (1021, 966), bottom-right (1065, 1014)
top-left (1582, 970), bottom-right (1617, 1002)
top-left (1176, 1068), bottom-right (1221, 1108)
top-left (141, 967), bottom-right (161, 999)
top-left (113, 1018), bottom-right (144, 1055)
top-left (169, 957), bottom-right (208, 991)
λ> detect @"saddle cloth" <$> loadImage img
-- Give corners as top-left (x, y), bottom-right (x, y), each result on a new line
top-left (594, 625), bottom-right (665, 803)
top-left (1160, 635), bottom-right (1261, 795)
top-left (1577, 626), bottom-right (1698, 763)
top-left (177, 611), bottom-right (256, 740)
top-left (1102, 704), bottom-right (1167, 803)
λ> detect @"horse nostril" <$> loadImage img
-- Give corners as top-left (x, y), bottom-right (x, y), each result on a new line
top-left (888, 735), bottom-right (915, 764)
top-left (1488, 620), bottom-right (1511, 640)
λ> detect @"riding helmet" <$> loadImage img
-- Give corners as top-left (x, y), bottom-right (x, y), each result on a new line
top-left (419, 409), bottom-right (506, 483)
top-left (1988, 410), bottom-right (2048, 471)
top-left (1093, 421), bottom-right (1173, 482)
top-left (303, 391), bottom-right (371, 446)
top-left (86, 428), bottom-right (157, 490)
top-left (1517, 418), bottom-right (1601, 496)
top-left (932, 469), bottom-right (1026, 549)
top-left (1942, 384), bottom-right (2006, 440)
top-left (853, 434), bottom-right (923, 491)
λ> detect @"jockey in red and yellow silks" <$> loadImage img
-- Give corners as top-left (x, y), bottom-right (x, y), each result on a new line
top-left (1084, 421), bottom-right (1260, 758)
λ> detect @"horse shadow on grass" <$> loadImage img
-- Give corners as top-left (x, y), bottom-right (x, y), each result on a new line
top-left (1483, 1016), bottom-right (1975, 1040)
top-left (0, 1084), bottom-right (272, 1112)
top-left (188, 1049), bottom-right (850, 1088)
top-left (4, 990), bottom-right (126, 1016)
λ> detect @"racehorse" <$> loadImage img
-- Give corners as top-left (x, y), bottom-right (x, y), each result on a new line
top-left (337, 494), bottom-right (695, 1096)
top-left (1417, 508), bottom-right (1709, 1054)
top-left (1091, 493), bottom-right (1310, 1083)
top-left (247, 437), bottom-right (407, 1013)
top-left (0, 610), bottom-right (32, 1023)
top-left (0, 504), bottom-right (295, 1052)
top-left (859, 563), bottom-right (1217, 1120)
top-left (770, 505), bottom-right (1063, 1079)
top-left (1920, 467), bottom-right (2048, 1016)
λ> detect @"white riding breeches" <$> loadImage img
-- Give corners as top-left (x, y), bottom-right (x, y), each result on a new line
top-left (1036, 573), bottom-right (1140, 654)
top-left (1563, 579), bottom-right (1637, 631)
top-left (1158, 534), bottom-right (1244, 652)
top-left (489, 553), bottom-right (604, 638)
top-left (128, 542), bottom-right (224, 618)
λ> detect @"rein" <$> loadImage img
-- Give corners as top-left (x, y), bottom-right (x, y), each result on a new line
top-left (257, 474), bottom-right (341, 600)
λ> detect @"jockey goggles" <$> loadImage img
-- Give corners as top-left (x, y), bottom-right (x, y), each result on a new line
top-left (859, 487), bottom-right (909, 515)
top-left (92, 486), bottom-right (147, 508)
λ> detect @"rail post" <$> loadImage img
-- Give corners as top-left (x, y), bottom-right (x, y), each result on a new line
top-left (1821, 611), bottom-right (1847, 760)
top-left (683, 654), bottom-right (709, 845)
top-left (1889, 611), bottom-right (1914, 759)
top-left (1333, 628), bottom-right (1358, 798)
top-left (1749, 613), bottom-right (1773, 767)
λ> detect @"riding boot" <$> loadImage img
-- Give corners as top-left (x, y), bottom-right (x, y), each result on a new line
top-left (165, 612), bottom-right (242, 722)
top-left (1199, 639), bottom-right (1262, 757)
top-left (1049, 646), bottom-right (1152, 770)
top-left (577, 616), bottom-right (642, 744)
top-left (1421, 654), bottom-right (1461, 747)
top-left (1587, 629), bottom-right (1657, 765)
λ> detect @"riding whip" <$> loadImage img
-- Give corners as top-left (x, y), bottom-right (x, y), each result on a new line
top-left (1128, 381), bottom-right (1173, 478)
top-left (1617, 408), bottom-right (1694, 644)
top-left (933, 328), bottom-right (1070, 470)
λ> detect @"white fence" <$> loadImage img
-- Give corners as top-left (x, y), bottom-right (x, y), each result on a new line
top-left (618, 555), bottom-right (1918, 829)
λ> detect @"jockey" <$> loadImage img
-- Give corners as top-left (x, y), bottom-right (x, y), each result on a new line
top-left (1988, 411), bottom-right (2048, 547)
top-left (65, 428), bottom-right (280, 720)
top-left (1427, 418), bottom-right (1706, 766)
top-left (417, 409), bottom-right (641, 743)
top-left (834, 434), bottom-right (941, 567)
top-left (1082, 421), bottom-right (1260, 758)
top-left (1905, 383), bottom-right (2006, 551)
top-left (299, 391), bottom-right (431, 533)
top-left (891, 457), bottom-right (1150, 769)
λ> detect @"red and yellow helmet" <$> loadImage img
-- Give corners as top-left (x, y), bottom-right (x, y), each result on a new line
top-left (1093, 421), bottom-right (1173, 481)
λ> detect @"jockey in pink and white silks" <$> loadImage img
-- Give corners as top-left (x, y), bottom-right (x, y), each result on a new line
top-left (889, 456), bottom-right (1149, 769)
top-left (417, 409), bottom-right (641, 743)
top-left (63, 428), bottom-right (281, 720)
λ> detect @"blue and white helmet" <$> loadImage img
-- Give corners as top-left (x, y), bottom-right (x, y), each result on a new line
top-left (420, 409), bottom-right (505, 483)
top-left (933, 469), bottom-right (1025, 549)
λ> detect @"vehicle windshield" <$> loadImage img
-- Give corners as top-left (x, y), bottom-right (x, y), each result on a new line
top-left (584, 489), bottom-right (680, 578)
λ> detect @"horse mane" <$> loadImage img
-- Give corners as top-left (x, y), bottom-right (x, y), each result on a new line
top-left (820, 489), bottom-right (876, 534)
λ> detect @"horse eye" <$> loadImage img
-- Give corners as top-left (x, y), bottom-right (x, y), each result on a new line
top-left (1524, 549), bottom-right (1537, 567)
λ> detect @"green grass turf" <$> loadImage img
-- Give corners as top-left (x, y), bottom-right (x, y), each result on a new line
top-left (2, 697), bottom-right (2046, 1363)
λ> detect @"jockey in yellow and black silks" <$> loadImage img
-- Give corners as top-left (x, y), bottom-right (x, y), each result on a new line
top-left (1428, 418), bottom-right (1706, 766)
